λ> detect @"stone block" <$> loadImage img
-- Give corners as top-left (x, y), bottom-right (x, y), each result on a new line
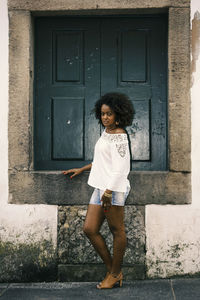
top-left (168, 8), bottom-right (191, 171)
top-left (58, 264), bottom-right (145, 281)
top-left (57, 205), bottom-right (145, 280)
top-left (8, 0), bottom-right (190, 11)
top-left (127, 171), bottom-right (191, 205)
top-left (8, 10), bottom-right (32, 170)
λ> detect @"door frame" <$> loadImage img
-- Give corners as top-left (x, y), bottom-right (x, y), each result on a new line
top-left (8, 3), bottom-right (191, 205)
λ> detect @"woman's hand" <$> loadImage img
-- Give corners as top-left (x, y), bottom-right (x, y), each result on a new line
top-left (62, 168), bottom-right (83, 179)
top-left (101, 192), bottom-right (112, 212)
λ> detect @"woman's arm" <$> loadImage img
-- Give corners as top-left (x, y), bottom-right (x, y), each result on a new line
top-left (62, 163), bottom-right (92, 178)
top-left (80, 163), bottom-right (92, 172)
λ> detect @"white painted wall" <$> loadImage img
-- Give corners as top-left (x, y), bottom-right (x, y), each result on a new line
top-left (146, 0), bottom-right (200, 278)
top-left (0, 0), bottom-right (57, 247)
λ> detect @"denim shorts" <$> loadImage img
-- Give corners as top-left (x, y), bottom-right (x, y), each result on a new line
top-left (89, 186), bottom-right (130, 206)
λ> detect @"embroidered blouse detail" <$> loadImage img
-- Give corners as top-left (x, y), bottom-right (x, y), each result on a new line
top-left (88, 130), bottom-right (130, 193)
top-left (101, 131), bottom-right (128, 143)
top-left (116, 143), bottom-right (127, 158)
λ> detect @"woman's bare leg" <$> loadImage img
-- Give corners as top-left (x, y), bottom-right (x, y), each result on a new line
top-left (105, 206), bottom-right (127, 275)
top-left (83, 204), bottom-right (112, 272)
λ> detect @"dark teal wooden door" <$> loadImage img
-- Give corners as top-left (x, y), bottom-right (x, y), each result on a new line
top-left (34, 16), bottom-right (167, 170)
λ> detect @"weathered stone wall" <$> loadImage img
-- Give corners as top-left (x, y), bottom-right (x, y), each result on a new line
top-left (0, 203), bottom-right (58, 282)
top-left (146, 205), bottom-right (200, 278)
top-left (58, 205), bottom-right (145, 281)
top-left (0, 240), bottom-right (57, 282)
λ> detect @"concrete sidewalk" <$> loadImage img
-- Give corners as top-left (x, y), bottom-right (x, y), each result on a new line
top-left (0, 278), bottom-right (200, 300)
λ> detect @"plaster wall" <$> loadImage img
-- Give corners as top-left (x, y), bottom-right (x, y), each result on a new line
top-left (0, 0), bottom-right (57, 252)
top-left (146, 0), bottom-right (200, 277)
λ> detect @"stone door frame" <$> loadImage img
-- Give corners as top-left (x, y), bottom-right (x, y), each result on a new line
top-left (8, 0), bottom-right (191, 205)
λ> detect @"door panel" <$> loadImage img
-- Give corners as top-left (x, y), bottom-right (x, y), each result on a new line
top-left (52, 97), bottom-right (84, 159)
top-left (34, 16), bottom-right (167, 170)
top-left (54, 31), bottom-right (84, 83)
top-left (121, 30), bottom-right (147, 82)
top-left (131, 100), bottom-right (150, 161)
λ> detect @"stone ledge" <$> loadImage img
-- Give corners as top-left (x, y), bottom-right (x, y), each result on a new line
top-left (8, 171), bottom-right (191, 205)
top-left (8, 0), bottom-right (190, 11)
top-left (58, 264), bottom-right (145, 281)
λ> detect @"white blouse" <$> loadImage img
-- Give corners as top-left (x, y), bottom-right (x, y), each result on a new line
top-left (88, 130), bottom-right (130, 192)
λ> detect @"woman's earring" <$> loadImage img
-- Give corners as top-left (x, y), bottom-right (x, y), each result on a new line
top-left (116, 121), bottom-right (119, 126)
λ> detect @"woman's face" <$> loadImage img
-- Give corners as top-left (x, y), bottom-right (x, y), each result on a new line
top-left (101, 104), bottom-right (116, 129)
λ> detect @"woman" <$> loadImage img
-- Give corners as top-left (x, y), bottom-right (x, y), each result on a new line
top-left (62, 92), bottom-right (134, 289)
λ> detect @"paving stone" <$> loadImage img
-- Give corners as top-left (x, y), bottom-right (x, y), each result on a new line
top-left (172, 278), bottom-right (200, 300)
top-left (1, 279), bottom-right (200, 300)
top-left (0, 280), bottom-right (174, 300)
